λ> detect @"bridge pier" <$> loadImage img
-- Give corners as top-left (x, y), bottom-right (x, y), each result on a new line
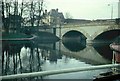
top-left (86, 39), bottom-right (93, 45)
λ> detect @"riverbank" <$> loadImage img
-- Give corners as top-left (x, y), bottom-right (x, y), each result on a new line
top-left (1, 31), bottom-right (60, 42)
top-left (33, 31), bottom-right (60, 43)
top-left (1, 33), bottom-right (34, 41)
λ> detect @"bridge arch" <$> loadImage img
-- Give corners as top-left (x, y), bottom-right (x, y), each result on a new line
top-left (62, 30), bottom-right (86, 39)
top-left (56, 27), bottom-right (91, 39)
top-left (62, 30), bottom-right (86, 52)
top-left (56, 24), bottom-right (120, 40)
top-left (93, 26), bottom-right (120, 40)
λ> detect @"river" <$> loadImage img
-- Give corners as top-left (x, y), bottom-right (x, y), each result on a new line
top-left (2, 37), bottom-right (114, 80)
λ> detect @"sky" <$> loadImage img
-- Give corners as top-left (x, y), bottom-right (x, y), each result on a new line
top-left (45, 0), bottom-right (119, 20)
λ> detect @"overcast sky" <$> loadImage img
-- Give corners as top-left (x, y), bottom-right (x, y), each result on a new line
top-left (45, 0), bottom-right (119, 20)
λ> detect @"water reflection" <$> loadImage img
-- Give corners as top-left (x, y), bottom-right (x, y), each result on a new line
top-left (62, 38), bottom-right (86, 52)
top-left (2, 40), bottom-right (32, 75)
top-left (2, 40), bottom-right (63, 76)
top-left (93, 42), bottom-right (113, 61)
top-left (2, 39), bottom-right (113, 80)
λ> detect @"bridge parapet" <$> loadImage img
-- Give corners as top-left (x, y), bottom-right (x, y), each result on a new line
top-left (62, 22), bottom-right (115, 28)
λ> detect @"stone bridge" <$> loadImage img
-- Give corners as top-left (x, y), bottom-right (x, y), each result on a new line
top-left (56, 23), bottom-right (120, 41)
top-left (26, 22), bottom-right (120, 42)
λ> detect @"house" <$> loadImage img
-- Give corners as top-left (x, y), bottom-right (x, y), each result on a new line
top-left (42, 9), bottom-right (64, 26)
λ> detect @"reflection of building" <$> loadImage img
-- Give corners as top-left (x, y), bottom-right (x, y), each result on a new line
top-left (42, 9), bottom-right (64, 26)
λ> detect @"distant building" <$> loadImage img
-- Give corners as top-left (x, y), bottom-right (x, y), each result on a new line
top-left (42, 9), bottom-right (64, 26)
top-left (64, 19), bottom-right (91, 25)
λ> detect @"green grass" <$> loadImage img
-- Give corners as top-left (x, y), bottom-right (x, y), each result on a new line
top-left (2, 33), bottom-right (33, 39)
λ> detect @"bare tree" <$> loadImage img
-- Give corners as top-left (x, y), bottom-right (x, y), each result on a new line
top-left (65, 12), bottom-right (73, 19)
top-left (2, 0), bottom-right (45, 34)
top-left (20, 0), bottom-right (45, 26)
top-left (2, 0), bottom-right (11, 33)
top-left (37, 0), bottom-right (44, 26)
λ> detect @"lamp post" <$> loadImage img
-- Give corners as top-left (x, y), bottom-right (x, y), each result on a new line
top-left (118, 0), bottom-right (120, 26)
top-left (108, 4), bottom-right (113, 20)
top-left (118, 0), bottom-right (120, 18)
top-left (111, 4), bottom-right (113, 20)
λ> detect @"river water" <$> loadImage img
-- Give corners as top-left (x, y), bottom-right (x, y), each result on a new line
top-left (2, 38), bottom-right (114, 80)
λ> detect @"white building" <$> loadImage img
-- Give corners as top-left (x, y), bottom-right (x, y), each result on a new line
top-left (42, 9), bottom-right (64, 26)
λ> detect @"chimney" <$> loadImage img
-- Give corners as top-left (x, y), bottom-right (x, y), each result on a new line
top-left (45, 9), bottom-right (47, 14)
top-left (56, 8), bottom-right (58, 12)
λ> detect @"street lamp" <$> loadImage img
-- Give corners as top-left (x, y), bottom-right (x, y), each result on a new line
top-left (108, 4), bottom-right (113, 20)
top-left (118, 0), bottom-right (120, 18)
top-left (111, 4), bottom-right (113, 20)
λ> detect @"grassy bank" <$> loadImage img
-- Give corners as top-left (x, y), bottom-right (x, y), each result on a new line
top-left (2, 33), bottom-right (33, 40)
top-left (34, 31), bottom-right (60, 43)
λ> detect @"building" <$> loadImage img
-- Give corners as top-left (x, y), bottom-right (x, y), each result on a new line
top-left (64, 19), bottom-right (91, 25)
top-left (42, 9), bottom-right (64, 26)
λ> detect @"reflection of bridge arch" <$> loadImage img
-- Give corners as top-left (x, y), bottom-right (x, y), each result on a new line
top-left (92, 25), bottom-right (120, 40)
top-left (61, 45), bottom-right (110, 65)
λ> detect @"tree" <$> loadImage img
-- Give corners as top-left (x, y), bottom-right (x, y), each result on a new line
top-left (19, 0), bottom-right (45, 26)
top-left (2, 0), bottom-right (45, 34)
top-left (2, 0), bottom-right (11, 33)
top-left (37, 0), bottom-right (44, 26)
top-left (65, 12), bottom-right (73, 19)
